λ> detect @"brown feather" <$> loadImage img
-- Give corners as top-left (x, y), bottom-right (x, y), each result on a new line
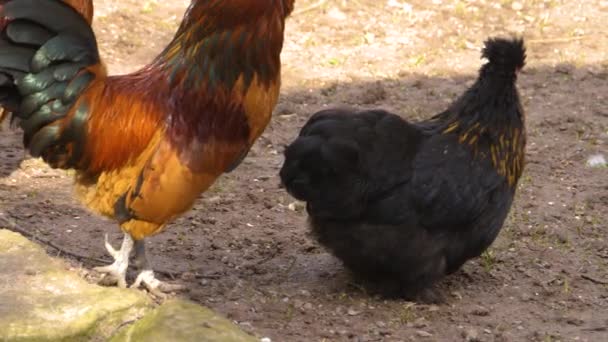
top-left (77, 68), bottom-right (167, 175)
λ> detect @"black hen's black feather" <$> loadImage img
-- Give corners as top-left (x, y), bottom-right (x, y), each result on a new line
top-left (280, 37), bottom-right (527, 298)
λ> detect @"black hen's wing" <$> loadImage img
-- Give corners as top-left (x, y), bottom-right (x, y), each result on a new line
top-left (280, 108), bottom-right (423, 220)
top-left (411, 133), bottom-right (506, 227)
top-left (406, 132), bottom-right (512, 272)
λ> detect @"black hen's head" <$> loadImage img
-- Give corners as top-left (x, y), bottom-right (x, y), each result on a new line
top-left (481, 37), bottom-right (526, 75)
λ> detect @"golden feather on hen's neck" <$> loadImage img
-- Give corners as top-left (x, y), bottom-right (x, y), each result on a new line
top-left (444, 119), bottom-right (526, 187)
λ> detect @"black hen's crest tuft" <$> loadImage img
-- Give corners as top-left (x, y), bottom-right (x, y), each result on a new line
top-left (481, 37), bottom-right (526, 73)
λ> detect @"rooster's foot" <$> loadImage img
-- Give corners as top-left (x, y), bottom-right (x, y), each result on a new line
top-left (94, 233), bottom-right (133, 288)
top-left (131, 270), bottom-right (184, 298)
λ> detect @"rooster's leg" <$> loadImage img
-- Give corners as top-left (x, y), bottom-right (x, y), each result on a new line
top-left (93, 232), bottom-right (133, 288)
top-left (130, 239), bottom-right (183, 297)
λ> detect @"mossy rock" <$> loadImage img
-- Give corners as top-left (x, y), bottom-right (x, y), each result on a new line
top-left (0, 229), bottom-right (152, 341)
top-left (111, 299), bottom-right (257, 342)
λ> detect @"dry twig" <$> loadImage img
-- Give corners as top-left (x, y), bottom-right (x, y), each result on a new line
top-left (581, 274), bottom-right (608, 285)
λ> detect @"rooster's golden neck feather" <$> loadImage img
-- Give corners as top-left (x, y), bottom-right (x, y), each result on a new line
top-left (155, 0), bottom-right (292, 91)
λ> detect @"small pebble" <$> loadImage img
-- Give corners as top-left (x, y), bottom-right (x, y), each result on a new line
top-left (566, 317), bottom-right (584, 326)
top-left (327, 7), bottom-right (347, 21)
top-left (180, 272), bottom-right (196, 281)
top-left (416, 330), bottom-right (433, 338)
top-left (587, 154), bottom-right (607, 168)
top-left (464, 328), bottom-right (480, 342)
top-left (511, 2), bottom-right (523, 10)
top-left (204, 196), bottom-right (222, 204)
top-left (347, 308), bottom-right (361, 316)
top-left (288, 201), bottom-right (305, 212)
top-left (451, 291), bottom-right (463, 299)
top-left (413, 317), bottom-right (429, 328)
top-left (471, 305), bottom-right (490, 316)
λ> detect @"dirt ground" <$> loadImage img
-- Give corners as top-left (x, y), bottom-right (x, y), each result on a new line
top-left (1, 0), bottom-right (607, 341)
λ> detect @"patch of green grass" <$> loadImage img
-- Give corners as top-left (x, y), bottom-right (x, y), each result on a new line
top-left (327, 57), bottom-right (342, 66)
top-left (410, 54), bottom-right (426, 67)
top-left (517, 171), bottom-right (533, 189)
top-left (337, 291), bottom-right (351, 302)
top-left (454, 1), bottom-right (467, 17)
top-left (481, 250), bottom-right (497, 272)
top-left (562, 277), bottom-right (570, 294)
top-left (397, 302), bottom-right (417, 324)
top-left (284, 303), bottom-right (295, 322)
top-left (141, 1), bottom-right (157, 14)
top-left (530, 226), bottom-right (550, 246)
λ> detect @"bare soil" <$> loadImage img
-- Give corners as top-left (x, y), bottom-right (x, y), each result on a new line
top-left (1, 0), bottom-right (608, 341)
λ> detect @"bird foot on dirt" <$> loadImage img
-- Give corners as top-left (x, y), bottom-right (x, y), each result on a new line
top-left (130, 269), bottom-right (185, 298)
top-left (94, 233), bottom-right (133, 288)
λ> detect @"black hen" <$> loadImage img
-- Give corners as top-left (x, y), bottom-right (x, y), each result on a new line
top-left (280, 37), bottom-right (527, 298)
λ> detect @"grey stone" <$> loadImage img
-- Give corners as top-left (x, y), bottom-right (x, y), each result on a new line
top-left (0, 229), bottom-right (152, 341)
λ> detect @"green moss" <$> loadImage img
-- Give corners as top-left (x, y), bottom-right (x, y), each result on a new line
top-left (111, 299), bottom-right (256, 342)
top-left (0, 230), bottom-right (152, 341)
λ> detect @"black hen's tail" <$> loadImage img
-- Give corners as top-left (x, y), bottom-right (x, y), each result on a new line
top-left (433, 36), bottom-right (526, 127)
top-left (481, 37), bottom-right (526, 75)
top-left (0, 0), bottom-right (100, 165)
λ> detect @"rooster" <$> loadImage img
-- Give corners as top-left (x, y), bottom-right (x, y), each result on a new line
top-left (280, 38), bottom-right (526, 298)
top-left (0, 0), bottom-right (294, 295)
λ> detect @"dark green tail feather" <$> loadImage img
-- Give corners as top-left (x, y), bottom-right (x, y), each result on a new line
top-left (0, 0), bottom-right (100, 169)
top-left (31, 34), bottom-right (98, 72)
top-left (19, 81), bottom-right (68, 116)
top-left (0, 45), bottom-right (36, 72)
top-left (3, 0), bottom-right (94, 41)
top-left (16, 67), bottom-right (60, 96)
top-left (62, 71), bottom-right (94, 103)
top-left (5, 20), bottom-right (53, 46)
top-left (28, 124), bottom-right (60, 157)
top-left (20, 105), bottom-right (62, 136)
